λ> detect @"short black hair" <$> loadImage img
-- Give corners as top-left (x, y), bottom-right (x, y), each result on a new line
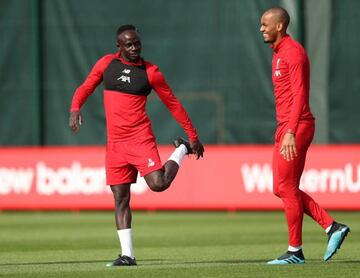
top-left (269, 7), bottom-right (290, 29)
top-left (116, 24), bottom-right (137, 37)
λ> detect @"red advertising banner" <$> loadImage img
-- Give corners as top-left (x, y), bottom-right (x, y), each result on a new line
top-left (0, 145), bottom-right (359, 210)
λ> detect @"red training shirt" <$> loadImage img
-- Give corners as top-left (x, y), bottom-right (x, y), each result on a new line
top-left (271, 35), bottom-right (314, 134)
top-left (70, 53), bottom-right (198, 142)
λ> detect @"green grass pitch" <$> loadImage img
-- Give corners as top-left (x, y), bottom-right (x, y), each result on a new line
top-left (0, 211), bottom-right (359, 277)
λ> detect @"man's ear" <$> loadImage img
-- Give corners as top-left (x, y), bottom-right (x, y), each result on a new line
top-left (276, 22), bottom-right (283, 32)
top-left (116, 42), bottom-right (122, 51)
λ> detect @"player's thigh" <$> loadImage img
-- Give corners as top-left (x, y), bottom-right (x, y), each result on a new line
top-left (293, 121), bottom-right (314, 180)
top-left (273, 142), bottom-right (280, 195)
top-left (276, 125), bottom-right (314, 193)
top-left (276, 132), bottom-right (310, 192)
top-left (106, 141), bottom-right (138, 185)
top-left (128, 136), bottom-right (163, 177)
top-left (107, 165), bottom-right (137, 186)
top-left (295, 121), bottom-right (314, 155)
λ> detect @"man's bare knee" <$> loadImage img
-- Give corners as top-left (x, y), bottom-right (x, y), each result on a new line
top-left (145, 170), bottom-right (171, 192)
top-left (111, 184), bottom-right (131, 206)
top-left (148, 180), bottom-right (168, 192)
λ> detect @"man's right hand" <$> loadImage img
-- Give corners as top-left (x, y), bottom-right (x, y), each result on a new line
top-left (190, 140), bottom-right (205, 159)
top-left (69, 111), bottom-right (83, 133)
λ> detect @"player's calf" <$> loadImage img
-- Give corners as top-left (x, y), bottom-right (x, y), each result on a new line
top-left (144, 170), bottom-right (171, 192)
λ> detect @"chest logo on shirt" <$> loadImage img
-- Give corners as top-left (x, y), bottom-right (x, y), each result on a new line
top-left (117, 69), bottom-right (131, 83)
top-left (274, 58), bottom-right (282, 77)
top-left (103, 59), bottom-right (151, 95)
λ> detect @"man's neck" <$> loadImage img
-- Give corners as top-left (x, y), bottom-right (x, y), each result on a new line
top-left (271, 33), bottom-right (287, 49)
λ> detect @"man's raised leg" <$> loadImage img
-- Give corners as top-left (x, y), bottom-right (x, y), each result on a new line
top-left (144, 138), bottom-right (192, 192)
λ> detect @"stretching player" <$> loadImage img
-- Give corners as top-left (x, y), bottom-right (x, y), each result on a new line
top-left (260, 7), bottom-right (349, 264)
top-left (69, 25), bottom-right (204, 266)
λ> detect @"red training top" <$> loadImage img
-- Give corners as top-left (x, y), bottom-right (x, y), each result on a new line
top-left (70, 53), bottom-right (198, 142)
top-left (271, 35), bottom-right (314, 134)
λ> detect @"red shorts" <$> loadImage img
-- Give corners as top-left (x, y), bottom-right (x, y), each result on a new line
top-left (106, 136), bottom-right (163, 185)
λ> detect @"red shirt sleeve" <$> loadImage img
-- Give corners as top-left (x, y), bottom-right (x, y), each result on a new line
top-left (286, 49), bottom-right (308, 134)
top-left (70, 54), bottom-right (114, 112)
top-left (146, 63), bottom-right (198, 142)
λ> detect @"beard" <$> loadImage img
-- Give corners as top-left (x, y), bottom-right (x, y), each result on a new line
top-left (262, 32), bottom-right (275, 44)
top-left (263, 37), bottom-right (274, 44)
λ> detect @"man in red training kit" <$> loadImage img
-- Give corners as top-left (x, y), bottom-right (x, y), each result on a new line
top-left (69, 25), bottom-right (204, 267)
top-left (260, 8), bottom-right (349, 264)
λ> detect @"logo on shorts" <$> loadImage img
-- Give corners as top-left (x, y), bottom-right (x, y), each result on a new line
top-left (148, 158), bottom-right (155, 167)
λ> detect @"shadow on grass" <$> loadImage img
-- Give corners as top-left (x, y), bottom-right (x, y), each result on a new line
top-left (182, 259), bottom-right (360, 265)
top-left (0, 258), bottom-right (267, 267)
top-left (0, 258), bottom-right (166, 267)
top-left (0, 260), bottom-right (108, 267)
top-left (324, 260), bottom-right (360, 264)
top-left (1, 258), bottom-right (358, 267)
top-left (185, 259), bottom-right (267, 264)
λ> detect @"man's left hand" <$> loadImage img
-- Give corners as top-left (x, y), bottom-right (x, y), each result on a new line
top-left (280, 132), bottom-right (297, 161)
top-left (190, 140), bottom-right (205, 160)
top-left (69, 111), bottom-right (83, 133)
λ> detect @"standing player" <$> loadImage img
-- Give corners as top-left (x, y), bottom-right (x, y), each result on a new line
top-left (69, 25), bottom-right (204, 266)
top-left (259, 8), bottom-right (349, 264)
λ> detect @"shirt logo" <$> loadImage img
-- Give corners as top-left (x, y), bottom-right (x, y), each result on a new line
top-left (148, 158), bottom-right (155, 167)
top-left (274, 58), bottom-right (281, 77)
top-left (122, 69), bottom-right (131, 74)
top-left (117, 75), bottom-right (131, 83)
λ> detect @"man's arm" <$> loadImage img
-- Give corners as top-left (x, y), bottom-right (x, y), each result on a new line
top-left (69, 55), bottom-right (113, 133)
top-left (286, 50), bottom-right (308, 134)
top-left (280, 50), bottom-right (307, 161)
top-left (147, 64), bottom-right (204, 158)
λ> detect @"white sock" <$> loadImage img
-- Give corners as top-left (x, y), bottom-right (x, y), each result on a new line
top-left (325, 224), bottom-right (332, 233)
top-left (117, 229), bottom-right (134, 259)
top-left (288, 245), bottom-right (302, 252)
top-left (168, 144), bottom-right (187, 166)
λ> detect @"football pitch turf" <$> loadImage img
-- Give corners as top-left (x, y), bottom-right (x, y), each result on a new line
top-left (0, 211), bottom-right (359, 277)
